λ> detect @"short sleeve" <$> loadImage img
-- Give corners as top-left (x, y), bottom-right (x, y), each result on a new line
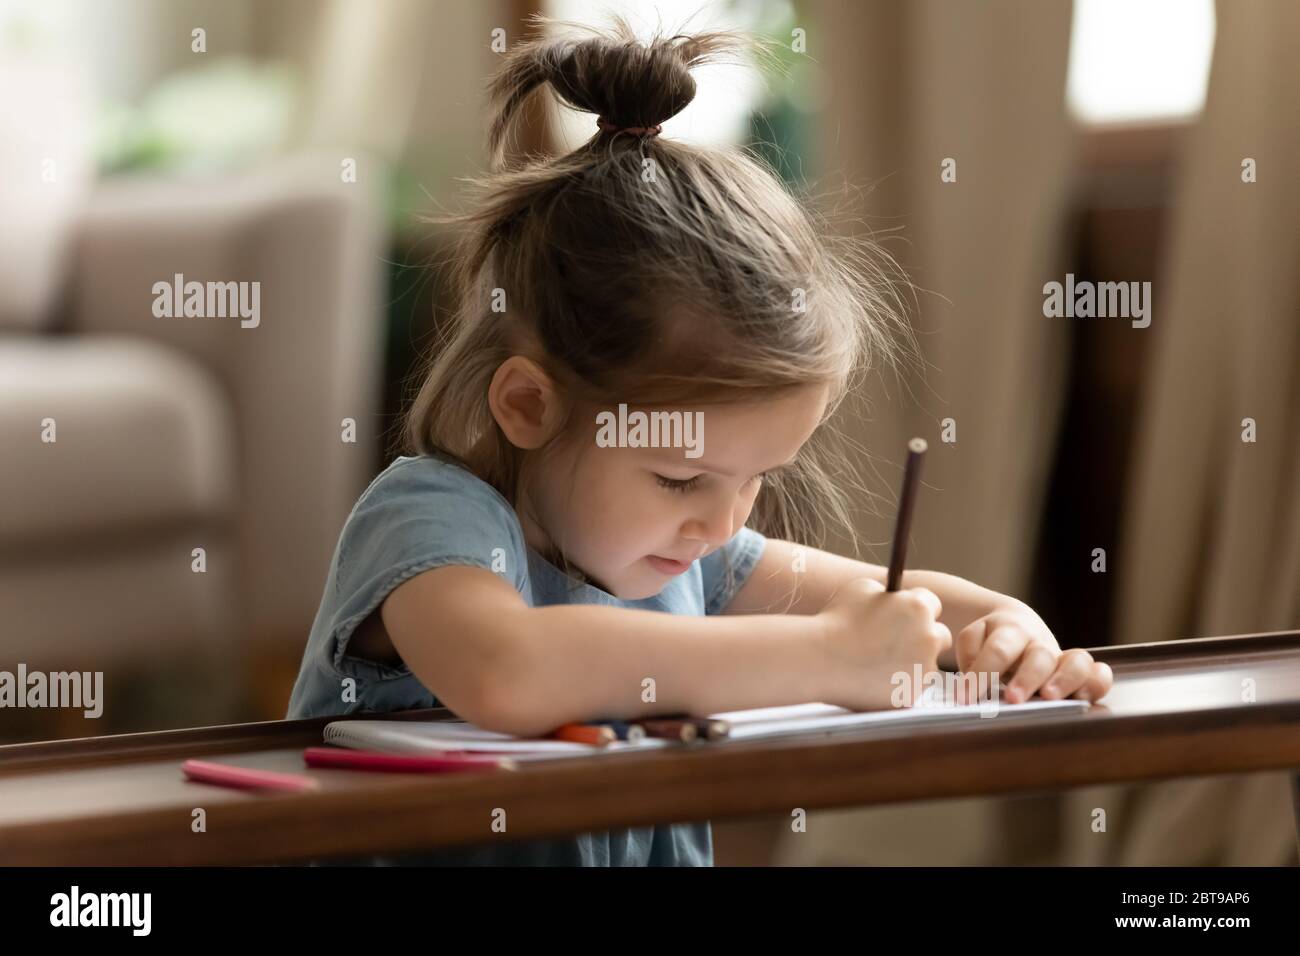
top-left (698, 525), bottom-right (767, 615)
top-left (324, 457), bottom-right (527, 679)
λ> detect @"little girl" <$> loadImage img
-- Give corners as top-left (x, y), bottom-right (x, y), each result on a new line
top-left (286, 19), bottom-right (1112, 866)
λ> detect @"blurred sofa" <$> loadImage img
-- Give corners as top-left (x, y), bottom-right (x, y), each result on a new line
top-left (0, 152), bottom-right (386, 683)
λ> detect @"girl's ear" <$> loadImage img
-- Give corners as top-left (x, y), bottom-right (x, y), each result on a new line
top-left (487, 356), bottom-right (564, 449)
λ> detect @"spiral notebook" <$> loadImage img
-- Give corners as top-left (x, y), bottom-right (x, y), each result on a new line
top-left (322, 686), bottom-right (1090, 762)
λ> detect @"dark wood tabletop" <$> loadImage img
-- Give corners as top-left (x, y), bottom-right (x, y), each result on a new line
top-left (1, 629), bottom-right (1297, 865)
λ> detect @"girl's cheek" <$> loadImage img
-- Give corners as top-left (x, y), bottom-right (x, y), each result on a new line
top-left (737, 486), bottom-right (761, 518)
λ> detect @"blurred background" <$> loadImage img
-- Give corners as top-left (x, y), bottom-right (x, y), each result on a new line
top-left (0, 0), bottom-right (1295, 864)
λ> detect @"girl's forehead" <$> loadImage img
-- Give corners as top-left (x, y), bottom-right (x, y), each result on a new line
top-left (703, 385), bottom-right (830, 430)
top-left (630, 386), bottom-right (827, 468)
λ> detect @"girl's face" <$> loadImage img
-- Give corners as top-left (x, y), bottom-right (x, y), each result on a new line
top-left (519, 384), bottom-right (830, 599)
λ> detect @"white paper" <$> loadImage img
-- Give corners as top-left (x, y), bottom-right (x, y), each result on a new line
top-left (323, 689), bottom-right (1089, 758)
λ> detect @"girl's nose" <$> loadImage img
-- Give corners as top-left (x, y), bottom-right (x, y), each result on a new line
top-left (682, 507), bottom-right (735, 549)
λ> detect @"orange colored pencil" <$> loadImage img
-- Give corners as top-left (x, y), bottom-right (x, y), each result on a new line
top-left (548, 723), bottom-right (616, 746)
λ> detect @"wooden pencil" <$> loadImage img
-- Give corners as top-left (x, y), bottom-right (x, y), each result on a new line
top-left (886, 437), bottom-right (928, 592)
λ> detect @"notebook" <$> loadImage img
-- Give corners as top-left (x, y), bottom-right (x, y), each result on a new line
top-left (322, 685), bottom-right (1089, 762)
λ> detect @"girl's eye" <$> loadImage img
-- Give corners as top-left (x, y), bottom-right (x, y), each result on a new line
top-left (655, 474), bottom-right (702, 493)
top-left (655, 472), bottom-right (769, 493)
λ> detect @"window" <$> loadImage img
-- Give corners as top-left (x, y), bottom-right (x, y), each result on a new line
top-left (1067, 0), bottom-right (1216, 125)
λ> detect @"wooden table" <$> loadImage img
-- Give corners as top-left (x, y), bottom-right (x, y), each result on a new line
top-left (2, 629), bottom-right (1297, 865)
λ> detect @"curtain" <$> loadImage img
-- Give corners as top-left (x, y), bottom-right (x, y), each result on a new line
top-left (783, 0), bottom-right (1297, 867)
top-left (1058, 0), bottom-right (1300, 867)
top-left (776, 0), bottom-right (1077, 865)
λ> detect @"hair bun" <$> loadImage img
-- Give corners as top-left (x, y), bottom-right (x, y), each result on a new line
top-left (487, 14), bottom-right (753, 166)
top-left (550, 33), bottom-right (697, 131)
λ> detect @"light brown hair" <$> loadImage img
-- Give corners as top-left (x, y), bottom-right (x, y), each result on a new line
top-left (403, 14), bottom-right (915, 570)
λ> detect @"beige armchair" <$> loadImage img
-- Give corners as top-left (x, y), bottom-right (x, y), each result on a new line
top-left (0, 153), bottom-right (386, 722)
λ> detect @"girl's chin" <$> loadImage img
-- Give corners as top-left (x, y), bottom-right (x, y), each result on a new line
top-left (608, 572), bottom-right (671, 601)
top-left (582, 560), bottom-right (677, 600)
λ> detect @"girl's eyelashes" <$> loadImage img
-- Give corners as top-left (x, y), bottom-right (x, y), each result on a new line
top-left (655, 474), bottom-right (703, 493)
top-left (653, 472), bottom-right (769, 493)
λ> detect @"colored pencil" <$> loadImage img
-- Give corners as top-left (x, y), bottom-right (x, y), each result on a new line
top-left (585, 719), bottom-right (646, 742)
top-left (548, 723), bottom-right (616, 746)
top-left (303, 746), bottom-right (517, 773)
top-left (182, 758), bottom-right (319, 792)
top-left (886, 438), bottom-right (928, 591)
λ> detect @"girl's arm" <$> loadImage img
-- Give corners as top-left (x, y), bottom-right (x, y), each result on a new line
top-left (380, 564), bottom-right (828, 737)
top-left (723, 540), bottom-right (1112, 704)
top-left (376, 560), bottom-right (951, 736)
top-left (723, 539), bottom-right (1013, 666)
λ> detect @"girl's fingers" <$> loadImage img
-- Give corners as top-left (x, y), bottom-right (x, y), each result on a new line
top-left (954, 618), bottom-right (988, 675)
top-left (1036, 648), bottom-right (1093, 700)
top-left (958, 637), bottom-right (1113, 706)
top-left (1072, 660), bottom-right (1114, 702)
top-left (901, 586), bottom-right (943, 623)
top-left (1003, 643), bottom-right (1058, 703)
top-left (967, 622), bottom-right (1030, 688)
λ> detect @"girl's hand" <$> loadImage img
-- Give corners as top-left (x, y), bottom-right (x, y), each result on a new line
top-left (953, 602), bottom-right (1113, 704)
top-left (817, 578), bottom-right (954, 711)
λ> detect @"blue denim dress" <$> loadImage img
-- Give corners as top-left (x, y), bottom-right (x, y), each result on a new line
top-left (286, 454), bottom-right (766, 865)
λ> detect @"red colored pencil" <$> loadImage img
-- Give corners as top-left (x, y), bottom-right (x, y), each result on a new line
top-left (303, 746), bottom-right (517, 773)
top-left (182, 758), bottom-right (319, 792)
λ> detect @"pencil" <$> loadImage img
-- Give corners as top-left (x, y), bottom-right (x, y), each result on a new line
top-left (647, 712), bottom-right (733, 743)
top-left (548, 723), bottom-right (616, 746)
top-left (636, 718), bottom-right (699, 742)
top-left (585, 719), bottom-right (646, 742)
top-left (182, 758), bottom-right (319, 792)
top-left (886, 437), bottom-right (928, 592)
top-left (302, 747), bottom-right (517, 773)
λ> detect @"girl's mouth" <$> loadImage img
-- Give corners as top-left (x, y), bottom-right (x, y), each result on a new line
top-left (645, 554), bottom-right (693, 575)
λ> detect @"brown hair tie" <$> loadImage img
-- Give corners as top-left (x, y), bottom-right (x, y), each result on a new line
top-left (596, 116), bottom-right (663, 138)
